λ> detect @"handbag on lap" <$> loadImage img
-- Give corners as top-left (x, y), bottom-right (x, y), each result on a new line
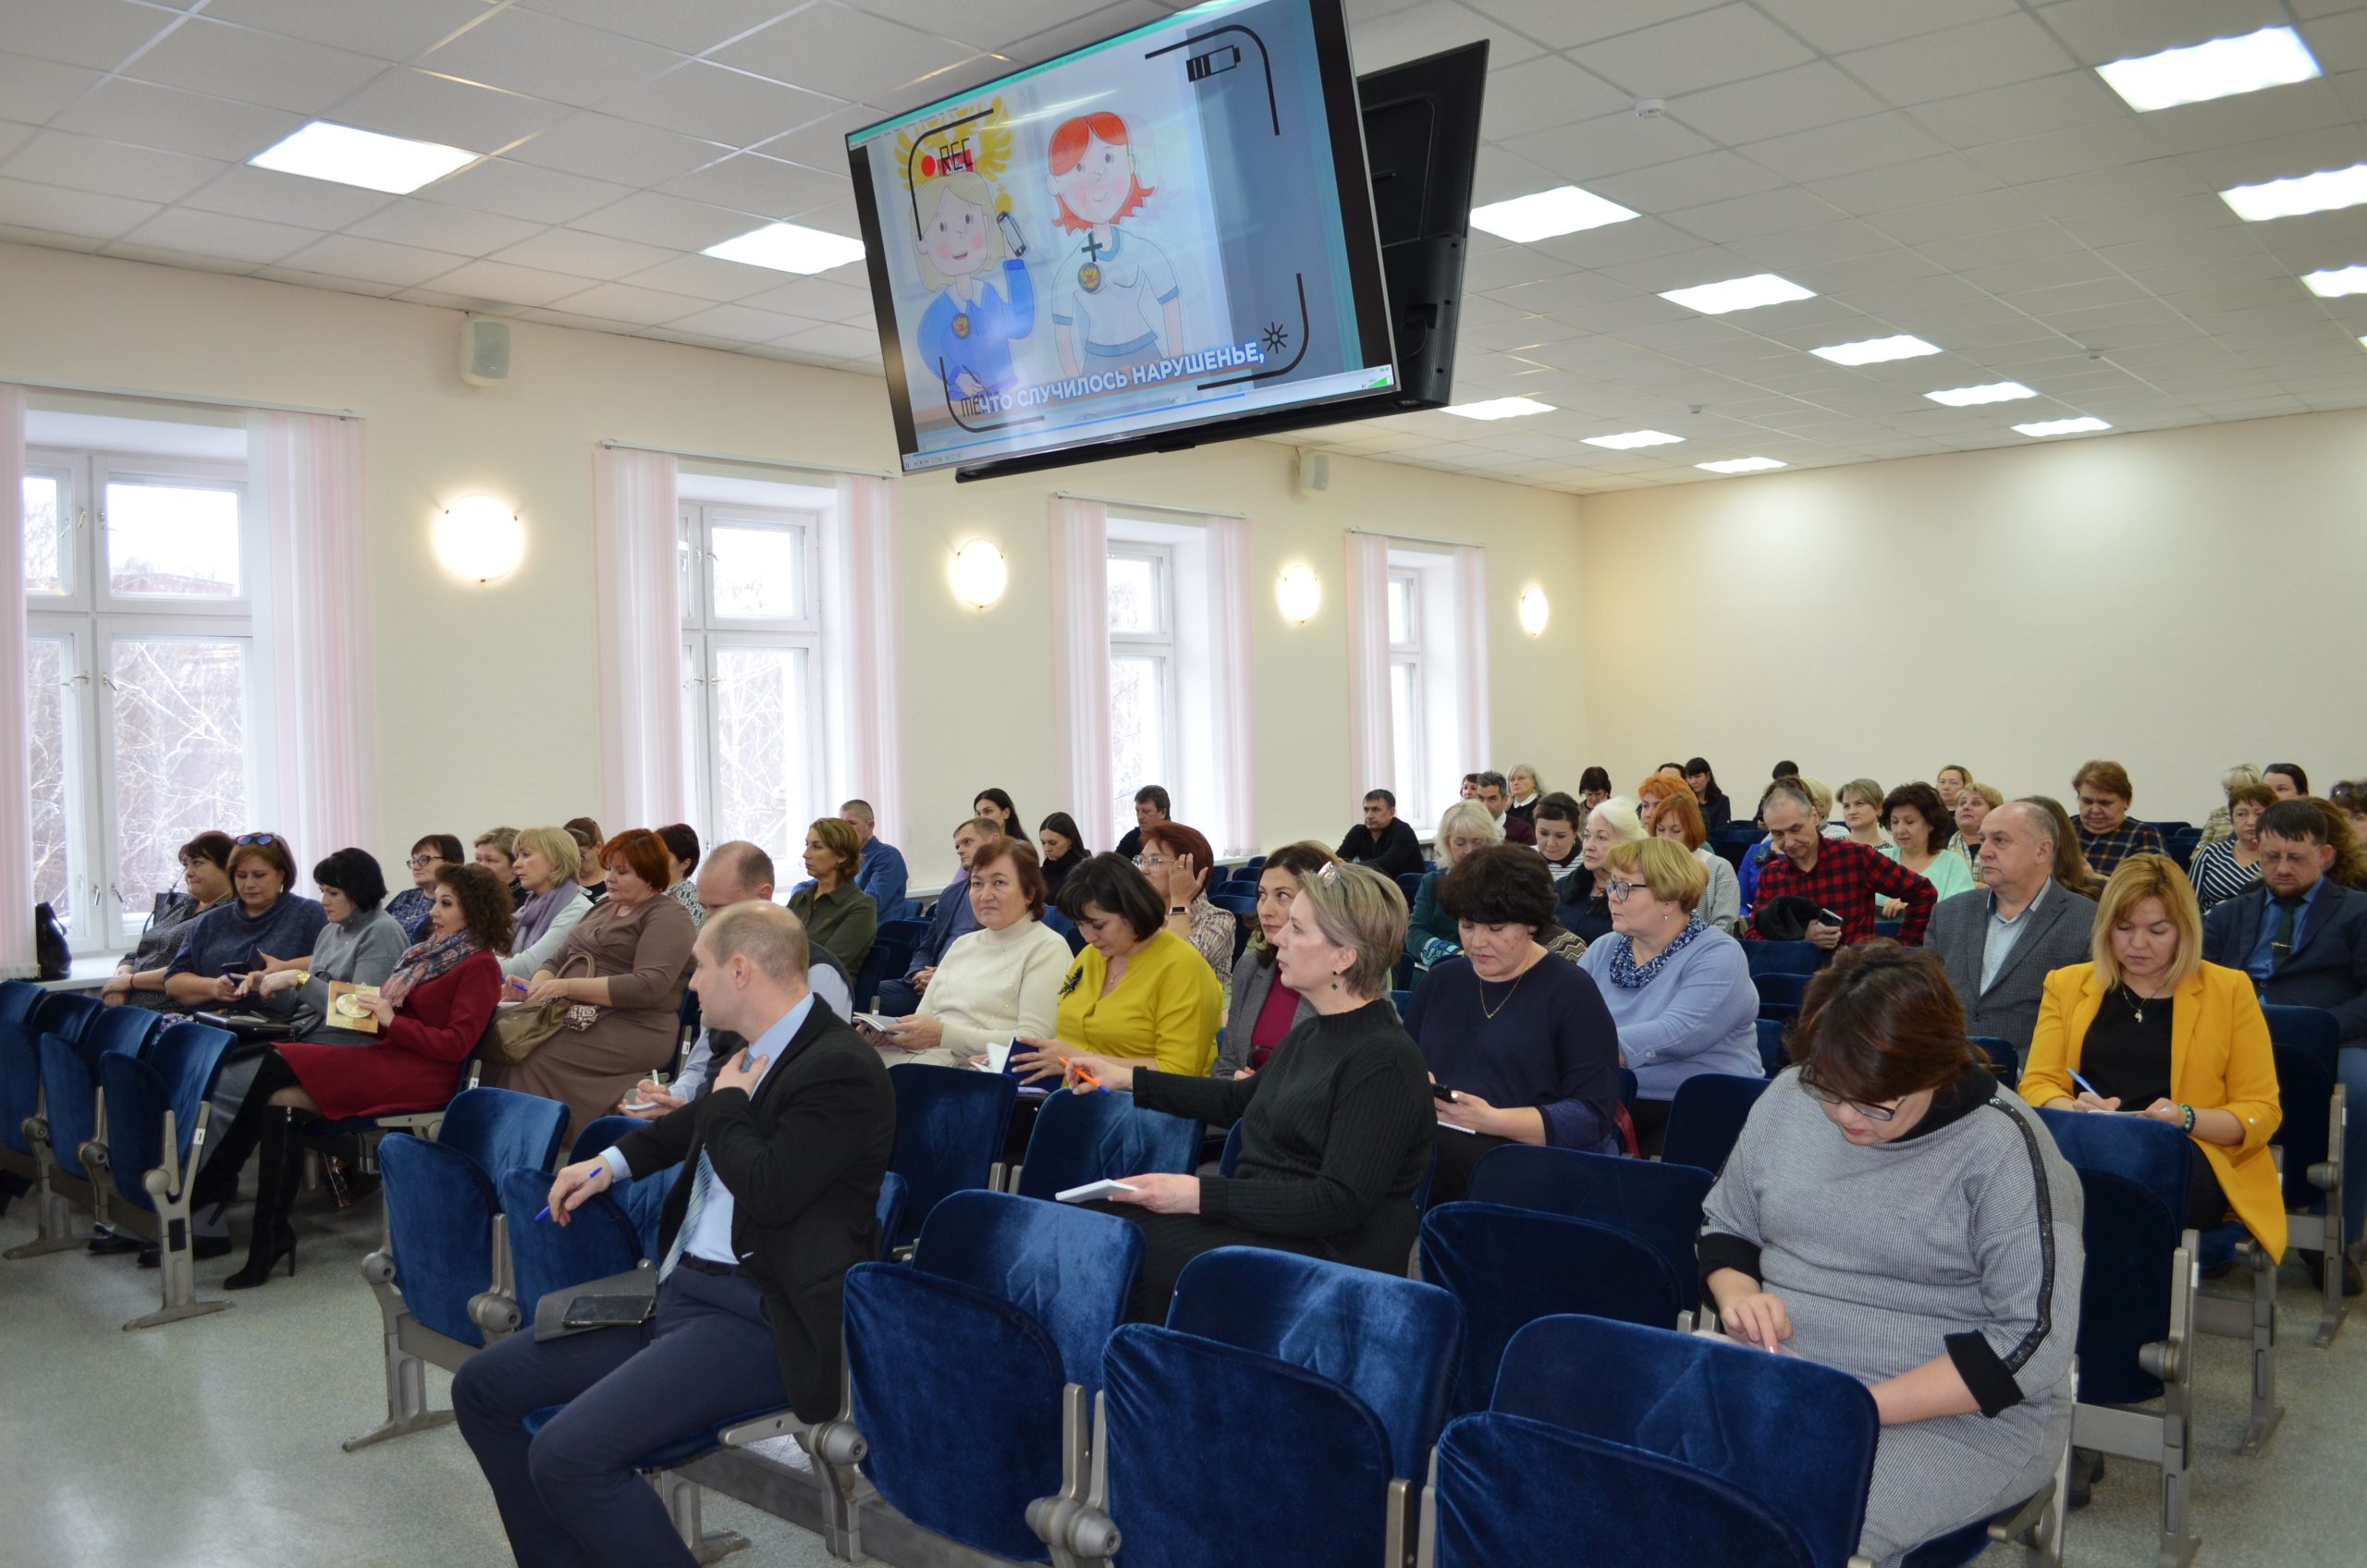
top-left (488, 952), bottom-right (597, 1066)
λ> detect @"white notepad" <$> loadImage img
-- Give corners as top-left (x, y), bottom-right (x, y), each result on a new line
top-left (1055, 1180), bottom-right (1139, 1204)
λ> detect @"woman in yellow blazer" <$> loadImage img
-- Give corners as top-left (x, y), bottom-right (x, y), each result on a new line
top-left (1012, 853), bottom-right (1223, 1079)
top-left (2022, 852), bottom-right (2284, 1256)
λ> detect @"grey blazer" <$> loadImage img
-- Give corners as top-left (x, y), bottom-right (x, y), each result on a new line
top-left (1927, 883), bottom-right (2098, 1053)
top-left (1212, 948), bottom-right (1317, 1079)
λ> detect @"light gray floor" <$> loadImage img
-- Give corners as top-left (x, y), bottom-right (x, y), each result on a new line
top-left (3, 1188), bottom-right (2361, 1567)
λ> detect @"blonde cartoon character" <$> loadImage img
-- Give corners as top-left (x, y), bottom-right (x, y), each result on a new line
top-left (912, 169), bottom-right (1035, 404)
top-left (1047, 111), bottom-right (1183, 381)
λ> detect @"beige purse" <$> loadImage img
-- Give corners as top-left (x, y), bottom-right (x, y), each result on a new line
top-left (488, 952), bottom-right (596, 1066)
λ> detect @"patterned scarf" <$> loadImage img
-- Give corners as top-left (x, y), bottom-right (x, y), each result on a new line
top-left (385, 929), bottom-right (482, 996)
top-left (1604, 918), bottom-right (1707, 989)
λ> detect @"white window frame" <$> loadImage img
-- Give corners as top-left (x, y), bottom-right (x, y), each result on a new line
top-left (25, 446), bottom-right (264, 952)
top-left (1104, 536), bottom-right (1182, 830)
top-left (1386, 566), bottom-right (1427, 828)
top-left (678, 499), bottom-right (825, 867)
top-left (1387, 545), bottom-right (1464, 837)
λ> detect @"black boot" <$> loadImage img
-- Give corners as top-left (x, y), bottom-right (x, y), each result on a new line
top-left (224, 1109), bottom-right (301, 1291)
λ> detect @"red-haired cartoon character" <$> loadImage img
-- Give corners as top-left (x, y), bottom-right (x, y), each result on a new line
top-left (1046, 112), bottom-right (1182, 380)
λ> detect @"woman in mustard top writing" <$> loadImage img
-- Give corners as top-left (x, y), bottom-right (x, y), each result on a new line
top-left (1013, 853), bottom-right (1221, 1080)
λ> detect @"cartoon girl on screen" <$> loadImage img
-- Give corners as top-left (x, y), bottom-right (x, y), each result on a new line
top-left (912, 169), bottom-right (1035, 407)
top-left (1047, 111), bottom-right (1183, 381)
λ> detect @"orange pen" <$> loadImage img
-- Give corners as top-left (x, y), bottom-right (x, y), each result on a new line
top-left (1069, 1063), bottom-right (1105, 1095)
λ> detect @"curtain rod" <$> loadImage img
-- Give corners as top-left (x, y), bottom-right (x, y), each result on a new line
top-left (1055, 489), bottom-right (1249, 521)
top-left (1346, 526), bottom-right (1474, 552)
top-left (5, 374), bottom-right (359, 420)
top-left (599, 438), bottom-right (895, 483)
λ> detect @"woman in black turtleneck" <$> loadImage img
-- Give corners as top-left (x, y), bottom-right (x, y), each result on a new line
top-left (1036, 812), bottom-right (1090, 903)
top-left (1047, 862), bottom-right (1434, 1320)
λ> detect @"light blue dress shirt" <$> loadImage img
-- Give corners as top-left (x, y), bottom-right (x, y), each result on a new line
top-left (1980, 880), bottom-right (2049, 994)
top-left (2244, 877), bottom-right (2323, 981)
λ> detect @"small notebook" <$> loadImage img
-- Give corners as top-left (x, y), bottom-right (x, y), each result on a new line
top-left (325, 981), bottom-right (383, 1035)
top-left (1055, 1179), bottom-right (1139, 1204)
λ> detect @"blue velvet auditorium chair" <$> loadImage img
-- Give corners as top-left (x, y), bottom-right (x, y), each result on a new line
top-left (885, 1062), bottom-right (1016, 1249)
top-left (2262, 1003), bottom-right (2347, 1346)
top-left (1011, 1086), bottom-right (1201, 1201)
top-left (1970, 1035), bottom-right (2021, 1085)
top-left (1659, 1072), bottom-right (1769, 1175)
top-left (1756, 1017), bottom-right (1789, 1077)
top-left (1422, 1315), bottom-right (1878, 1568)
top-left (1467, 1144), bottom-right (1712, 1308)
top-left (3, 991), bottom-right (102, 1256)
top-left (853, 917), bottom-right (930, 1013)
top-left (1752, 971), bottom-right (1809, 1020)
top-left (2041, 1107), bottom-right (2209, 1565)
top-left (1048, 1247), bottom-right (1463, 1568)
top-left (345, 1087), bottom-right (568, 1452)
top-left (34, 1003), bottom-right (159, 1250)
top-left (0, 978), bottom-right (38, 1198)
top-left (1420, 1202), bottom-right (1682, 1415)
top-left (801, 1190), bottom-right (1147, 1562)
top-left (1743, 940), bottom-right (1821, 977)
top-left (86, 1021), bottom-right (235, 1329)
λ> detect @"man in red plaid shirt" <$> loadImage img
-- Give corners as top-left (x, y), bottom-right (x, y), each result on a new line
top-left (1748, 780), bottom-right (1936, 949)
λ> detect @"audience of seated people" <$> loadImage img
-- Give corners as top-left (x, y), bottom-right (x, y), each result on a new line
top-left (656, 823), bottom-right (705, 926)
top-left (1879, 780), bottom-right (1976, 913)
top-left (2198, 762), bottom-right (2263, 845)
top-left (1012, 852), bottom-right (1224, 1081)
top-left (1036, 810), bottom-right (1088, 901)
top-left (1680, 757), bottom-right (1730, 830)
top-left (1504, 763), bottom-right (1542, 824)
top-left (1138, 818), bottom-right (1236, 986)
top-left (1050, 862), bottom-right (1435, 1322)
top-left (1472, 769), bottom-right (1537, 846)
top-left (2024, 794), bottom-right (2103, 898)
top-left (1406, 845), bottom-right (1623, 1202)
top-left (488, 828), bottom-right (697, 1138)
top-left (1577, 839), bottom-right (1757, 1156)
top-left (162, 832), bottom-right (327, 1012)
top-left (501, 826), bottom-right (594, 980)
top-left (102, 830), bottom-right (234, 1010)
top-left (1575, 765), bottom-right (1612, 814)
top-left (1703, 943), bottom-right (2082, 1568)
top-left (563, 817), bottom-right (606, 903)
top-left (1527, 790), bottom-right (1584, 881)
top-left (791, 815), bottom-right (879, 978)
top-left (1113, 782), bottom-right (1171, 861)
top-left (2072, 759), bottom-right (2165, 876)
top-left (859, 837), bottom-right (1072, 1069)
top-left (1926, 802), bottom-right (2099, 1056)
top-left (1558, 795), bottom-right (1647, 945)
top-left (1212, 842), bottom-right (1341, 1080)
top-left (838, 798), bottom-right (906, 919)
top-left (1335, 787), bottom-right (1425, 879)
top-left (1838, 778), bottom-right (1892, 852)
top-left (875, 814), bottom-right (1001, 1017)
top-left (386, 833), bottom-right (463, 943)
top-left (1642, 784), bottom-right (1741, 935)
top-left (242, 847), bottom-right (407, 1024)
top-left (2189, 782), bottom-right (2275, 911)
top-left (971, 786), bottom-right (1023, 839)
top-left (475, 827), bottom-right (528, 908)
top-left (1407, 799), bottom-right (1501, 966)
top-left (1748, 778), bottom-right (1934, 949)
top-left (2265, 763), bottom-right (2309, 801)
top-left (1935, 764), bottom-right (1971, 821)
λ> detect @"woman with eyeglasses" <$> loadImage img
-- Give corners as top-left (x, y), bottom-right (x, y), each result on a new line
top-left (386, 834), bottom-right (464, 943)
top-left (1135, 819), bottom-right (1234, 985)
top-left (1699, 943), bottom-right (2085, 1567)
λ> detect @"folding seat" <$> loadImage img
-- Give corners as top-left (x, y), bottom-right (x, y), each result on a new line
top-left (1753, 971), bottom-right (1809, 1020)
top-left (2, 992), bottom-right (102, 1256)
top-left (25, 1004), bottom-right (159, 1252)
top-left (1971, 1035), bottom-right (2021, 1085)
top-left (85, 1022), bottom-right (235, 1329)
top-left (2261, 1004), bottom-right (2346, 1345)
top-left (1743, 940), bottom-right (1821, 977)
top-left (885, 1062), bottom-right (1016, 1248)
top-left (854, 917), bottom-right (931, 1011)
top-left (1468, 1144), bottom-right (1712, 1304)
top-left (345, 1087), bottom-right (568, 1451)
top-left (1659, 1073), bottom-right (1768, 1175)
top-left (1396, 871), bottom-right (1427, 905)
top-left (1044, 1247), bottom-right (1463, 1568)
top-left (1419, 1202), bottom-right (1680, 1414)
top-left (1756, 1017), bottom-right (1790, 1076)
top-left (300, 1023), bottom-right (494, 1179)
top-left (1010, 1085), bottom-right (1199, 1202)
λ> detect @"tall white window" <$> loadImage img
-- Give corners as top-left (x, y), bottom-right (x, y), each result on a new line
top-left (1105, 540), bottom-right (1178, 831)
top-left (1386, 567), bottom-right (1427, 827)
top-left (678, 498), bottom-right (824, 872)
top-left (25, 442), bottom-right (264, 951)
top-left (1386, 545), bottom-right (1471, 835)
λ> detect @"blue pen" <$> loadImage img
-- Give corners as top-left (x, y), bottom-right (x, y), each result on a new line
top-left (2067, 1069), bottom-right (2104, 1101)
top-left (533, 1206), bottom-right (552, 1222)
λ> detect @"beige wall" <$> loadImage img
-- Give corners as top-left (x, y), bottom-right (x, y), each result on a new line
top-left (0, 240), bottom-right (1587, 868)
top-left (1576, 410), bottom-right (2367, 824)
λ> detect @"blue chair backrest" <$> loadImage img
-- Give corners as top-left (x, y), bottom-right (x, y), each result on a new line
top-left (1390, 988), bottom-right (1414, 1015)
top-left (2262, 1017), bottom-right (2336, 1213)
top-left (2038, 1107), bottom-right (2187, 1406)
top-left (1969, 1035), bottom-right (2019, 1083)
top-left (914, 1189), bottom-right (1145, 1388)
top-left (497, 1166), bottom-right (646, 1323)
top-left (85, 1006), bottom-right (162, 1063)
top-left (1041, 905), bottom-right (1085, 954)
top-left (1211, 891), bottom-right (1257, 921)
top-left (1217, 1119), bottom-right (1245, 1176)
top-left (381, 1132), bottom-right (501, 1345)
top-left (1168, 1246), bottom-right (1462, 1480)
top-left (1751, 972), bottom-right (1809, 1010)
top-left (1493, 1316), bottom-right (1877, 1568)
top-left (1014, 1087), bottom-right (1201, 1202)
top-left (569, 1114), bottom-right (643, 1165)
top-left (437, 1086), bottom-right (569, 1181)
top-left (1469, 1144), bottom-right (1711, 1299)
top-left (1101, 1321), bottom-right (1400, 1568)
top-left (1429, 1412), bottom-right (1818, 1568)
top-left (31, 991), bottom-right (103, 1052)
top-left (1661, 1073), bottom-right (1769, 1174)
top-left (0, 978), bottom-right (40, 1032)
top-left (1743, 941), bottom-right (1820, 978)
top-left (1396, 871), bottom-right (1426, 904)
top-left (886, 1062), bottom-right (1016, 1247)
top-left (1420, 1203), bottom-right (1681, 1414)
top-left (94, 1022), bottom-right (233, 1211)
top-left (1754, 1018), bottom-right (1788, 1077)
top-left (36, 1030), bottom-right (104, 1180)
top-left (874, 1171), bottom-right (908, 1260)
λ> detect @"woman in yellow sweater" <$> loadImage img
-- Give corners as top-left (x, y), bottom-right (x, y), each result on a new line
top-left (2021, 853), bottom-right (2284, 1256)
top-left (1013, 853), bottom-right (1222, 1080)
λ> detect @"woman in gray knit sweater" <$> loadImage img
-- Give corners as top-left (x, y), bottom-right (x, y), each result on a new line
top-left (1699, 944), bottom-right (2084, 1567)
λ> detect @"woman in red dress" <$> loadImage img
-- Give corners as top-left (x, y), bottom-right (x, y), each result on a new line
top-left (210, 863), bottom-right (512, 1290)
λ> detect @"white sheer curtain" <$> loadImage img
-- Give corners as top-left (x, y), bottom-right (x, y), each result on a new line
top-left (1206, 514), bottom-right (1257, 857)
top-left (0, 385), bottom-right (32, 976)
top-left (1453, 544), bottom-right (1492, 771)
top-left (1048, 496), bottom-right (1113, 853)
top-left (831, 474), bottom-right (905, 849)
top-left (594, 446), bottom-right (685, 830)
top-left (252, 412), bottom-right (374, 876)
top-left (1343, 530), bottom-right (1394, 800)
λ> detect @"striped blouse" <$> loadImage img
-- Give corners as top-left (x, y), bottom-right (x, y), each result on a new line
top-left (2188, 839), bottom-right (2263, 912)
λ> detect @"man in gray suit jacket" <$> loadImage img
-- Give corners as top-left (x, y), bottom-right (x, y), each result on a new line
top-left (1927, 802), bottom-right (2097, 1056)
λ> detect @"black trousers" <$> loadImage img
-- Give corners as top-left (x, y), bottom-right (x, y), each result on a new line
top-left (1629, 1096), bottom-right (1674, 1159)
top-left (192, 1047), bottom-right (301, 1209)
top-left (1100, 1207), bottom-right (1331, 1323)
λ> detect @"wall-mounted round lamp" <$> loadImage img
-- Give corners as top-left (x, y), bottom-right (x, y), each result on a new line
top-left (1517, 585), bottom-right (1551, 637)
top-left (433, 495), bottom-right (526, 584)
top-left (950, 538), bottom-right (1008, 610)
top-left (1276, 562), bottom-right (1322, 625)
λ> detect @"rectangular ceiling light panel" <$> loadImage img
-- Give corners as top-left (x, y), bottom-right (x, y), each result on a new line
top-left (1469, 186), bottom-right (1638, 242)
top-left (1659, 274), bottom-right (1814, 314)
top-left (1810, 335), bottom-right (1939, 365)
top-left (1697, 457), bottom-right (1785, 472)
top-left (704, 222), bottom-right (866, 274)
top-left (2095, 26), bottom-right (2320, 113)
top-left (1444, 397), bottom-right (1556, 420)
top-left (1925, 381), bottom-right (2036, 406)
top-left (2221, 164), bottom-right (2367, 222)
top-left (1583, 430), bottom-right (1683, 449)
top-left (248, 121), bottom-right (479, 194)
top-left (2014, 416), bottom-right (2111, 436)
top-left (2300, 264), bottom-right (2367, 298)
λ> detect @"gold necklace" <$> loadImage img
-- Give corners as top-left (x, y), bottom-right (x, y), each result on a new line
top-left (1478, 967), bottom-right (1528, 1020)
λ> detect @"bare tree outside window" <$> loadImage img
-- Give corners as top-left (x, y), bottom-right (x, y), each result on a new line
top-left (23, 474), bottom-right (63, 596)
top-left (111, 638), bottom-right (247, 916)
top-left (27, 638), bottom-right (69, 918)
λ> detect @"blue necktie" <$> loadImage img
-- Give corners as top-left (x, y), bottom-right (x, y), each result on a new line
top-left (659, 1149), bottom-right (718, 1280)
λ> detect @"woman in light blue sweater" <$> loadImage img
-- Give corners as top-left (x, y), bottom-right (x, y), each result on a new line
top-left (1577, 839), bottom-right (1759, 1155)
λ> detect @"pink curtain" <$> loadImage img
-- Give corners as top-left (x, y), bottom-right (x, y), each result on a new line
top-left (0, 386), bottom-right (32, 976)
top-left (835, 475), bottom-right (905, 849)
top-left (1207, 514), bottom-right (1257, 858)
top-left (593, 447), bottom-right (684, 830)
top-left (1048, 496), bottom-right (1113, 852)
top-left (1343, 530), bottom-right (1393, 801)
top-left (1453, 544), bottom-right (1492, 772)
top-left (257, 413), bottom-right (374, 881)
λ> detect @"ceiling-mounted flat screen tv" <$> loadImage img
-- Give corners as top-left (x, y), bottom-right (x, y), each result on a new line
top-left (847, 0), bottom-right (1400, 482)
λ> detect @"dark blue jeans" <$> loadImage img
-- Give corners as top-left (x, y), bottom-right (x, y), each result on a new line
top-left (453, 1268), bottom-right (788, 1568)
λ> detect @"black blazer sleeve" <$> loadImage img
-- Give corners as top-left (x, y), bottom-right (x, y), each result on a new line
top-left (697, 1031), bottom-right (894, 1230)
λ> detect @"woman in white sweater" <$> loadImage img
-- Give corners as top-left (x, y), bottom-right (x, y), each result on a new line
top-left (860, 836), bottom-right (1073, 1066)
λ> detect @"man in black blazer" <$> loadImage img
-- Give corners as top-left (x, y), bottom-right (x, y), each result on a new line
top-left (1335, 789), bottom-right (1424, 880)
top-left (454, 901), bottom-right (895, 1568)
top-left (2202, 800), bottom-right (2367, 1286)
top-left (1925, 802), bottom-right (2098, 1056)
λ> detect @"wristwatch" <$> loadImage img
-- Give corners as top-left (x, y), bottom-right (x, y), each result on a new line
top-left (1168, 905), bottom-right (1189, 916)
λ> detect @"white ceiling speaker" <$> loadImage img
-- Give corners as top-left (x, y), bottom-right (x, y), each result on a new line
top-left (460, 314), bottom-right (510, 386)
top-left (1297, 449), bottom-right (1330, 496)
